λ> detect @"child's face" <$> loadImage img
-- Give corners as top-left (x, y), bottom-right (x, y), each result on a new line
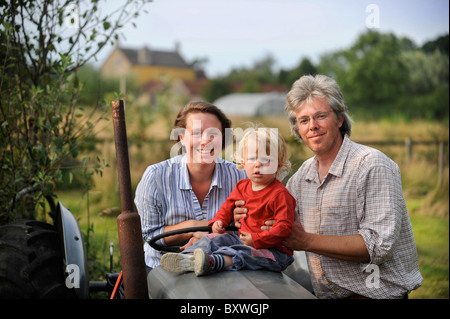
top-left (243, 139), bottom-right (279, 190)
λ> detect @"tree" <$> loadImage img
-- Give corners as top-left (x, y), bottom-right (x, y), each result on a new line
top-left (202, 78), bottom-right (233, 102)
top-left (0, 0), bottom-right (150, 224)
top-left (317, 31), bottom-right (449, 119)
top-left (76, 64), bottom-right (139, 106)
top-left (343, 31), bottom-right (410, 105)
top-left (422, 34), bottom-right (449, 56)
top-left (280, 57), bottom-right (318, 87)
top-left (224, 53), bottom-right (278, 88)
top-left (317, 31), bottom-right (411, 107)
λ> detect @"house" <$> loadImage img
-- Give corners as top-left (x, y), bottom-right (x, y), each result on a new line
top-left (100, 44), bottom-right (197, 85)
top-left (101, 43), bottom-right (209, 106)
top-left (213, 92), bottom-right (287, 117)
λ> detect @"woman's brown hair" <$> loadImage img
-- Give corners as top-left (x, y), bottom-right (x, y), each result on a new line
top-left (173, 100), bottom-right (232, 149)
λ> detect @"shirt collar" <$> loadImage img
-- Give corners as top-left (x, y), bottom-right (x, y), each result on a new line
top-left (305, 135), bottom-right (351, 182)
top-left (179, 155), bottom-right (222, 190)
top-left (328, 135), bottom-right (351, 178)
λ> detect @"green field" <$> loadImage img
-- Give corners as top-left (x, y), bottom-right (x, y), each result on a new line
top-left (409, 214), bottom-right (449, 299)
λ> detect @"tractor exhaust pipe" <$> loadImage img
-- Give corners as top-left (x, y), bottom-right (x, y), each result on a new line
top-left (111, 100), bottom-right (148, 299)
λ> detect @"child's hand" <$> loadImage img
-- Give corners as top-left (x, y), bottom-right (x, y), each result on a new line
top-left (212, 220), bottom-right (225, 233)
top-left (239, 232), bottom-right (254, 247)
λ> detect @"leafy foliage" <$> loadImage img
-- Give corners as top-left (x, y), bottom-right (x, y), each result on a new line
top-left (0, 0), bottom-right (150, 224)
top-left (202, 30), bottom-right (449, 120)
top-left (318, 31), bottom-right (449, 119)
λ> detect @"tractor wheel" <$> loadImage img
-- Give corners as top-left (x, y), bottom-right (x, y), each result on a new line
top-left (0, 219), bottom-right (77, 299)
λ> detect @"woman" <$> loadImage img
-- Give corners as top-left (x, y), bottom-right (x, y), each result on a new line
top-left (134, 101), bottom-right (247, 271)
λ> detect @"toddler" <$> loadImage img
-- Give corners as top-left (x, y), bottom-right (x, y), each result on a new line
top-left (161, 127), bottom-right (295, 276)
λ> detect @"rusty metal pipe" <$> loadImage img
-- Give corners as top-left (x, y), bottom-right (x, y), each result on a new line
top-left (111, 100), bottom-right (148, 299)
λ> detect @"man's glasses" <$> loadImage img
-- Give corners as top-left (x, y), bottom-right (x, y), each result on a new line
top-left (297, 110), bottom-right (334, 126)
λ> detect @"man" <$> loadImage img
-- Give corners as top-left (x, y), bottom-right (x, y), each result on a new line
top-left (236, 74), bottom-right (422, 299)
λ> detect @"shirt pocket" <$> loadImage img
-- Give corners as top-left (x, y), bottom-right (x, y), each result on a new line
top-left (320, 205), bottom-right (358, 236)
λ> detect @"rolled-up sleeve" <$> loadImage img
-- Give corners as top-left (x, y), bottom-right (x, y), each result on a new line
top-left (357, 161), bottom-right (404, 266)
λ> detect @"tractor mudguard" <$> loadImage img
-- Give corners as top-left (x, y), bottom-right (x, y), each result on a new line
top-left (54, 202), bottom-right (90, 299)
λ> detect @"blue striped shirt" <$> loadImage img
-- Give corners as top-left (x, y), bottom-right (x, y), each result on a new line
top-left (134, 155), bottom-right (247, 268)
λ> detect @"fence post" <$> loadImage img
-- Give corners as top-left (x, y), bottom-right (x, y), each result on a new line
top-left (438, 141), bottom-right (444, 187)
top-left (405, 137), bottom-right (413, 162)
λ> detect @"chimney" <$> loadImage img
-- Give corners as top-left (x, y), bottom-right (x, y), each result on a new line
top-left (174, 41), bottom-right (180, 53)
top-left (138, 46), bottom-right (150, 64)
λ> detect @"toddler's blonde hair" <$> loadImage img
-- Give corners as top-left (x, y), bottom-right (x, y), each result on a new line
top-left (235, 125), bottom-right (291, 181)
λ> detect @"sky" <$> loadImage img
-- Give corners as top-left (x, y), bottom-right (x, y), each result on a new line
top-left (96, 0), bottom-right (449, 77)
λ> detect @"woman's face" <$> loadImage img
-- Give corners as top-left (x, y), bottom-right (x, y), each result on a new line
top-left (180, 112), bottom-right (223, 164)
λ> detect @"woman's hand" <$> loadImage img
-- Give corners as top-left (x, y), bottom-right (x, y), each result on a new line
top-left (164, 219), bottom-right (208, 246)
top-left (212, 220), bottom-right (225, 233)
top-left (180, 231), bottom-right (208, 251)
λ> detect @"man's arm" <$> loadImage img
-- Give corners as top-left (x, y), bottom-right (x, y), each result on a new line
top-left (235, 200), bottom-right (369, 261)
top-left (284, 220), bottom-right (370, 262)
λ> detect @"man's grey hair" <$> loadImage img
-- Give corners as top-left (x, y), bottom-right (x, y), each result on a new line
top-left (285, 74), bottom-right (352, 142)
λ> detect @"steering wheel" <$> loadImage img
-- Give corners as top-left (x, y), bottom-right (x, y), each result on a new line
top-left (149, 226), bottom-right (238, 253)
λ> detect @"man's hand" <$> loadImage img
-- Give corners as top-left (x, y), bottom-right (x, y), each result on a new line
top-left (233, 200), bottom-right (247, 229)
top-left (283, 220), bottom-right (308, 251)
top-left (261, 220), bottom-right (276, 231)
top-left (234, 200), bottom-right (277, 231)
top-left (239, 231), bottom-right (254, 247)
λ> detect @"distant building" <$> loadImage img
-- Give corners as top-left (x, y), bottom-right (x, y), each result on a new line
top-left (101, 44), bottom-right (197, 85)
top-left (101, 43), bottom-right (208, 106)
top-left (213, 92), bottom-right (287, 116)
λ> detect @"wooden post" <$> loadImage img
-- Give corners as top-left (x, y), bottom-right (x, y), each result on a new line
top-left (438, 141), bottom-right (444, 187)
top-left (405, 138), bottom-right (413, 162)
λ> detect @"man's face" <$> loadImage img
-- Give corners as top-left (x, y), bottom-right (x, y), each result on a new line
top-left (295, 97), bottom-right (344, 157)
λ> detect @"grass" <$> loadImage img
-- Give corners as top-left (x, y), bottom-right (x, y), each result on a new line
top-left (53, 112), bottom-right (448, 299)
top-left (409, 214), bottom-right (449, 299)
